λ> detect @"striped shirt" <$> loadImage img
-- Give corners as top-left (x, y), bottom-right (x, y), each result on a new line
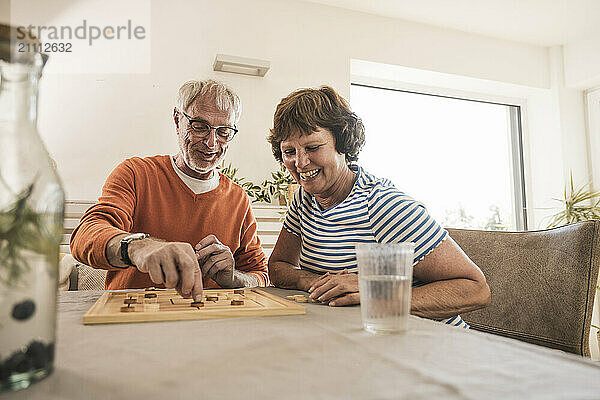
top-left (283, 165), bottom-right (468, 328)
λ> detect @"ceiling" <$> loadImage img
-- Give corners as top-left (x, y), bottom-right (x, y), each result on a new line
top-left (299, 0), bottom-right (600, 47)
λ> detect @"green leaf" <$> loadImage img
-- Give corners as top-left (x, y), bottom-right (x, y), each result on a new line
top-left (0, 180), bottom-right (61, 286)
top-left (546, 171), bottom-right (600, 228)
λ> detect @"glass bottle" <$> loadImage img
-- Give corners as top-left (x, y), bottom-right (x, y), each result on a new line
top-left (0, 27), bottom-right (64, 392)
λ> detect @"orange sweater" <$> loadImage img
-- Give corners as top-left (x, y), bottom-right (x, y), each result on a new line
top-left (70, 155), bottom-right (269, 289)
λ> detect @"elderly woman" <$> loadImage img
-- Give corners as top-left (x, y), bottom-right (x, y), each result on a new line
top-left (267, 86), bottom-right (490, 327)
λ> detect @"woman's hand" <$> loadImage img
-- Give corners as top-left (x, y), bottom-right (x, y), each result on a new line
top-left (308, 269), bottom-right (360, 306)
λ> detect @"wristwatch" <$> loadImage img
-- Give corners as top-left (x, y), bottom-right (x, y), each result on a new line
top-left (120, 233), bottom-right (150, 266)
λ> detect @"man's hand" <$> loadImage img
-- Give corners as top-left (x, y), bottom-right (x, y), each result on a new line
top-left (128, 238), bottom-right (203, 301)
top-left (195, 235), bottom-right (235, 288)
top-left (308, 269), bottom-right (360, 306)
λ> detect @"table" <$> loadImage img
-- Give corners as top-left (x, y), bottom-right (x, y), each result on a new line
top-left (5, 288), bottom-right (600, 399)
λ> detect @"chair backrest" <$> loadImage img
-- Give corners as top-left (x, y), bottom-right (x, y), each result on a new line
top-left (448, 221), bottom-right (600, 356)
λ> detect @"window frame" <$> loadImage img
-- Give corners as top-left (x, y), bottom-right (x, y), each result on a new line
top-left (586, 88), bottom-right (600, 192)
top-left (350, 82), bottom-right (529, 230)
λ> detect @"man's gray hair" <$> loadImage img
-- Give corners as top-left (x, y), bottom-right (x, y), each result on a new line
top-left (176, 79), bottom-right (242, 123)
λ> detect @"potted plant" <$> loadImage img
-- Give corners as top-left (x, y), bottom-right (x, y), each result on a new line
top-left (217, 162), bottom-right (269, 203)
top-left (260, 164), bottom-right (298, 207)
top-left (547, 173), bottom-right (600, 227)
top-left (217, 162), bottom-right (298, 207)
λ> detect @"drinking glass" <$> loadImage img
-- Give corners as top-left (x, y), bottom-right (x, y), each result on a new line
top-left (356, 243), bottom-right (414, 334)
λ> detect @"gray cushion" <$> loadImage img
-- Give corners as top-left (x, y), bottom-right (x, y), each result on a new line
top-left (449, 221), bottom-right (600, 356)
top-left (68, 263), bottom-right (107, 291)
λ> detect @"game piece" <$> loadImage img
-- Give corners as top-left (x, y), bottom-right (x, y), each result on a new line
top-left (233, 289), bottom-right (244, 294)
top-left (285, 294), bottom-right (310, 303)
top-left (124, 298), bottom-right (137, 305)
top-left (205, 296), bottom-right (218, 302)
top-left (190, 301), bottom-right (204, 308)
top-left (169, 298), bottom-right (175, 305)
top-left (120, 306), bottom-right (135, 312)
top-left (231, 300), bottom-right (244, 306)
top-left (144, 293), bottom-right (157, 298)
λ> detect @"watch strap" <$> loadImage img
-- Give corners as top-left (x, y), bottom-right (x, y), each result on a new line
top-left (120, 233), bottom-right (149, 266)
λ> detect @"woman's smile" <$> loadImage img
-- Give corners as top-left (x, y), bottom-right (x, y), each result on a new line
top-left (280, 128), bottom-right (355, 209)
top-left (299, 168), bottom-right (321, 180)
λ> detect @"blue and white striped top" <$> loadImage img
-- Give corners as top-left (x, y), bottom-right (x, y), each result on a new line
top-left (283, 165), bottom-right (468, 328)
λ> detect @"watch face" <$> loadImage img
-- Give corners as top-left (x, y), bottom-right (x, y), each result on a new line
top-left (124, 233), bottom-right (148, 242)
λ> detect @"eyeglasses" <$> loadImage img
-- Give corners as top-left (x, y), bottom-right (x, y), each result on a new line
top-left (180, 111), bottom-right (238, 142)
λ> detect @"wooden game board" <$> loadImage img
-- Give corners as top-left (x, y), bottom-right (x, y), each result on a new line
top-left (82, 288), bottom-right (306, 325)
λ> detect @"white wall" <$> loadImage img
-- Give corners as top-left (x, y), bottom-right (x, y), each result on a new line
top-left (6, 0), bottom-right (586, 229)
top-left (587, 89), bottom-right (600, 191)
top-left (548, 46), bottom-right (589, 198)
top-left (564, 34), bottom-right (600, 89)
top-left (563, 32), bottom-right (600, 204)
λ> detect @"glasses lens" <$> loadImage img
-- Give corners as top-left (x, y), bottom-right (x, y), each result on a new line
top-left (215, 127), bottom-right (236, 141)
top-left (190, 121), bottom-right (211, 133)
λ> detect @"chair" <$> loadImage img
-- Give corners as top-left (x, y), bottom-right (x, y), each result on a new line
top-left (58, 254), bottom-right (107, 291)
top-left (448, 221), bottom-right (600, 356)
top-left (68, 263), bottom-right (107, 291)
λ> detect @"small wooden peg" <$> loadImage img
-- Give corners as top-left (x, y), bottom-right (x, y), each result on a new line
top-left (143, 303), bottom-right (160, 312)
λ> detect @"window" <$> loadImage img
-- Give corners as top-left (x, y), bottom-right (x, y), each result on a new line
top-left (350, 84), bottom-right (527, 231)
top-left (586, 88), bottom-right (600, 191)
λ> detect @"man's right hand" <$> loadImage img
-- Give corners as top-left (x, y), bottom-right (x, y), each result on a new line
top-left (128, 238), bottom-right (203, 301)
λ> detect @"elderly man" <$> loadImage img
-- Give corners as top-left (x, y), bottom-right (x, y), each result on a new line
top-left (71, 80), bottom-right (269, 301)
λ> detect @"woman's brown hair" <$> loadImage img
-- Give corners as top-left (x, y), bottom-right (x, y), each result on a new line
top-left (268, 86), bottom-right (365, 163)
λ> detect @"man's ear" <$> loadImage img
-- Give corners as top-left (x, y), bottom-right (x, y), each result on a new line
top-left (173, 108), bottom-right (180, 130)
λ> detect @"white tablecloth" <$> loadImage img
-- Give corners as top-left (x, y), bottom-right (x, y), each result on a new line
top-left (5, 288), bottom-right (600, 400)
